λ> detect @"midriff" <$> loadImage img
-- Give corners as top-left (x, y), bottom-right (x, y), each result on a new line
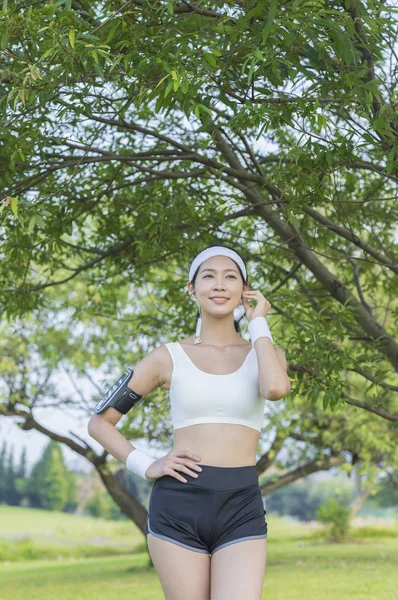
top-left (172, 422), bottom-right (260, 467)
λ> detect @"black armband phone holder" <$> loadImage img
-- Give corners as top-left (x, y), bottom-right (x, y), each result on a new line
top-left (93, 367), bottom-right (143, 415)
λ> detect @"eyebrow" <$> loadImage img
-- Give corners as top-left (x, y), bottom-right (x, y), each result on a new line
top-left (200, 268), bottom-right (238, 273)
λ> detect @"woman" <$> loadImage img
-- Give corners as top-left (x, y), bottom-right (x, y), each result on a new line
top-left (88, 244), bottom-right (291, 600)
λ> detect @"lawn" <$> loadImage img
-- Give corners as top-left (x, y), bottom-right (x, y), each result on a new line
top-left (0, 506), bottom-right (397, 600)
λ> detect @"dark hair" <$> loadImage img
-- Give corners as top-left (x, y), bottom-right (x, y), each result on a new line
top-left (190, 244), bottom-right (248, 287)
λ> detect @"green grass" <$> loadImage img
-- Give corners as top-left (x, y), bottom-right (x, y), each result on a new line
top-left (1, 506), bottom-right (397, 599)
top-left (0, 505), bottom-right (145, 560)
top-left (0, 505), bottom-right (141, 543)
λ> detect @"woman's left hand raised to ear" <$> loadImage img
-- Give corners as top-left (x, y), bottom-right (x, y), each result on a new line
top-left (241, 289), bottom-right (271, 323)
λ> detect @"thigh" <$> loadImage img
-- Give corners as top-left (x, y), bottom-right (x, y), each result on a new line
top-left (211, 538), bottom-right (267, 600)
top-left (147, 533), bottom-right (211, 600)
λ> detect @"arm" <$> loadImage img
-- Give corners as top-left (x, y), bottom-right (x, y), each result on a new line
top-left (255, 338), bottom-right (291, 401)
top-left (87, 344), bottom-right (168, 463)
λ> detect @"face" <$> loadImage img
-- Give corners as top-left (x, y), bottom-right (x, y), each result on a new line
top-left (187, 255), bottom-right (248, 312)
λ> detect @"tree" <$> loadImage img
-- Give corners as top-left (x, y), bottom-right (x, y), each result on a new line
top-left (41, 442), bottom-right (69, 511)
top-left (26, 440), bottom-right (69, 511)
top-left (0, 1), bottom-right (397, 423)
top-left (14, 445), bottom-right (30, 506)
top-left (266, 473), bottom-right (354, 521)
top-left (370, 468), bottom-right (398, 508)
top-left (4, 444), bottom-right (19, 505)
top-left (0, 441), bottom-right (6, 503)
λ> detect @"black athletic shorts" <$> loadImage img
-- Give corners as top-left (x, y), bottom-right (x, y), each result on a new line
top-left (146, 464), bottom-right (268, 555)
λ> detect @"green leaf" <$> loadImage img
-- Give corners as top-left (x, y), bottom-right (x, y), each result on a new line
top-left (10, 197), bottom-right (18, 217)
top-left (93, 60), bottom-right (105, 80)
top-left (262, 0), bottom-right (277, 43)
top-left (247, 57), bottom-right (256, 84)
top-left (27, 216), bottom-right (36, 234)
top-left (333, 29), bottom-right (355, 65)
top-left (68, 30), bottom-right (75, 49)
top-left (386, 146), bottom-right (397, 174)
top-left (155, 72), bottom-right (172, 89)
top-left (164, 79), bottom-right (173, 98)
top-left (109, 55), bottom-right (122, 73)
top-left (180, 76), bottom-right (189, 94)
top-left (38, 46), bottom-right (57, 63)
top-left (373, 116), bottom-right (389, 131)
top-left (198, 104), bottom-right (212, 115)
top-left (204, 53), bottom-right (217, 67)
top-left (96, 49), bottom-right (110, 59)
top-left (35, 215), bottom-right (46, 228)
top-left (105, 23), bottom-right (119, 44)
top-left (1, 29), bottom-right (10, 51)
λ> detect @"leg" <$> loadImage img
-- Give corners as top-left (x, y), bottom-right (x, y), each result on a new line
top-left (147, 533), bottom-right (211, 600)
top-left (210, 538), bottom-right (267, 600)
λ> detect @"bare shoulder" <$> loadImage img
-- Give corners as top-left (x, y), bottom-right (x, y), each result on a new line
top-left (128, 344), bottom-right (172, 394)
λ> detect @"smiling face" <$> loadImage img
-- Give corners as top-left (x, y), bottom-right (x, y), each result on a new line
top-left (187, 255), bottom-right (248, 313)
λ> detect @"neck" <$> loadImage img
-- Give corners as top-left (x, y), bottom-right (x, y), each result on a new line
top-left (195, 314), bottom-right (242, 346)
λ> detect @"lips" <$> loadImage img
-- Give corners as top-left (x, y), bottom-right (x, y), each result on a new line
top-left (210, 297), bottom-right (230, 303)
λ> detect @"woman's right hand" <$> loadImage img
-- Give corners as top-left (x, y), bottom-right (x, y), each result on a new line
top-left (145, 449), bottom-right (203, 483)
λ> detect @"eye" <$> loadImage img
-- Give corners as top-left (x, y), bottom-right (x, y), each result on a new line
top-left (203, 274), bottom-right (237, 279)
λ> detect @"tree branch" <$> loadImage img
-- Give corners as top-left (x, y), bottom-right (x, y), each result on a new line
top-left (259, 455), bottom-right (346, 495)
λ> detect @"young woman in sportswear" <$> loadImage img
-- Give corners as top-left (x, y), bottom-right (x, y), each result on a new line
top-left (88, 244), bottom-right (291, 600)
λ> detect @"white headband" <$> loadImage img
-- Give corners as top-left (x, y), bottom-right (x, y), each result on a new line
top-left (188, 246), bottom-right (247, 283)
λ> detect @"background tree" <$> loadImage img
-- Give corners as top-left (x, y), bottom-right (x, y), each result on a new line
top-left (1, 1), bottom-right (397, 425)
top-left (370, 468), bottom-right (398, 509)
top-left (0, 442), bottom-right (6, 503)
top-left (13, 446), bottom-right (31, 507)
top-left (1, 443), bottom-right (19, 505)
top-left (25, 440), bottom-right (70, 510)
top-left (266, 472), bottom-right (355, 521)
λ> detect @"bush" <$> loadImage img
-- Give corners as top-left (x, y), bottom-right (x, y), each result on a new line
top-left (85, 492), bottom-right (109, 518)
top-left (316, 498), bottom-right (350, 542)
top-left (84, 490), bottom-right (127, 520)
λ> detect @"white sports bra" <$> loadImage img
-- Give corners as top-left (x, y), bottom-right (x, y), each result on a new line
top-left (165, 342), bottom-right (266, 433)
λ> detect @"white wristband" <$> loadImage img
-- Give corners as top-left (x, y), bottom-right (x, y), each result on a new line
top-left (248, 316), bottom-right (273, 347)
top-left (125, 448), bottom-right (157, 480)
